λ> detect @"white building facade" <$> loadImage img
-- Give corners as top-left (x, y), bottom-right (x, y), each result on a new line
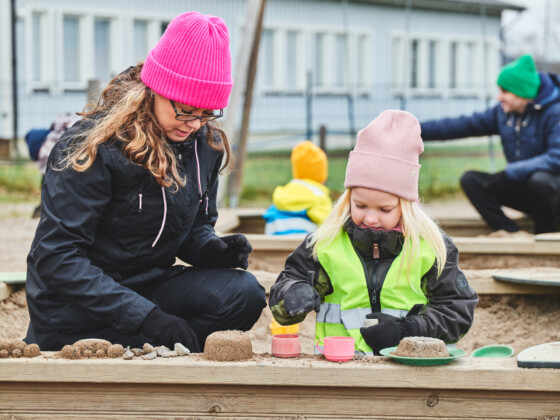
top-left (0, 0), bottom-right (523, 145)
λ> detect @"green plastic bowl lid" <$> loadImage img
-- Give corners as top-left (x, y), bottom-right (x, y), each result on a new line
top-left (471, 345), bottom-right (514, 358)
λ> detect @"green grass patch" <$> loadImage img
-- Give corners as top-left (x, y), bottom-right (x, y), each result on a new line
top-left (0, 161), bottom-right (42, 201)
top-left (239, 144), bottom-right (507, 207)
top-left (0, 142), bottom-right (507, 209)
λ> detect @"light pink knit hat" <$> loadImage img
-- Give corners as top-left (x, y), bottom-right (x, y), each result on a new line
top-left (344, 110), bottom-right (424, 201)
top-left (141, 11), bottom-right (233, 110)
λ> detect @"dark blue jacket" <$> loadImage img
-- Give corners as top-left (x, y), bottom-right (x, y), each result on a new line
top-left (420, 73), bottom-right (560, 182)
top-left (26, 120), bottom-right (223, 347)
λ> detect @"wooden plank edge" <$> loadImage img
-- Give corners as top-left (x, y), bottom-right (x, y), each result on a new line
top-left (0, 356), bottom-right (559, 392)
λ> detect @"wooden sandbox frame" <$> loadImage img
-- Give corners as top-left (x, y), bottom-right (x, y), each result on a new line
top-left (0, 355), bottom-right (559, 419)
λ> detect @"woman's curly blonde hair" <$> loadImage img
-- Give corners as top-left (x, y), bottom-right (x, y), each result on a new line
top-left (58, 63), bottom-right (233, 191)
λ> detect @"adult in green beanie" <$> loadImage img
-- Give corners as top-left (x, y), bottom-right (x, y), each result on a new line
top-left (420, 54), bottom-right (560, 234)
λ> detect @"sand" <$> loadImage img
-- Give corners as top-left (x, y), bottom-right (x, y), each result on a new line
top-left (1, 202), bottom-right (560, 357)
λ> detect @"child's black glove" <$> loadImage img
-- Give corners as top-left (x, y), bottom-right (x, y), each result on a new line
top-left (365, 312), bottom-right (398, 324)
top-left (198, 234), bottom-right (252, 269)
top-left (141, 307), bottom-right (201, 352)
top-left (283, 282), bottom-right (321, 316)
top-left (360, 316), bottom-right (419, 355)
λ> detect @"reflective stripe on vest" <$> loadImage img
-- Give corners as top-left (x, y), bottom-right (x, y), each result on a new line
top-left (316, 230), bottom-right (435, 354)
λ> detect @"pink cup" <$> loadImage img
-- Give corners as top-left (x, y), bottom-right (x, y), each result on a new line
top-left (316, 336), bottom-right (355, 362)
top-left (271, 334), bottom-right (301, 358)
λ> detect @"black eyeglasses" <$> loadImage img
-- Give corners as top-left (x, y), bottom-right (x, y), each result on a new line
top-left (169, 100), bottom-right (223, 122)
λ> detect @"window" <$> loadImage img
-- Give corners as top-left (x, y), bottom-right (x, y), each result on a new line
top-left (63, 16), bottom-right (80, 82)
top-left (333, 34), bottom-right (348, 88)
top-left (31, 12), bottom-right (45, 83)
top-left (260, 29), bottom-right (275, 88)
top-left (286, 30), bottom-right (298, 89)
top-left (410, 40), bottom-right (419, 89)
top-left (257, 26), bottom-right (371, 95)
top-left (465, 42), bottom-right (476, 89)
top-left (356, 34), bottom-right (369, 90)
top-left (94, 18), bottom-right (111, 82)
top-left (428, 41), bottom-right (437, 89)
top-left (450, 41), bottom-right (458, 89)
top-left (313, 33), bottom-right (325, 87)
top-left (133, 20), bottom-right (148, 64)
top-left (392, 32), bottom-right (498, 98)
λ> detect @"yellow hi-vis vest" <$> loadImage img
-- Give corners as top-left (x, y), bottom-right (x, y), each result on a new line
top-left (316, 231), bottom-right (435, 355)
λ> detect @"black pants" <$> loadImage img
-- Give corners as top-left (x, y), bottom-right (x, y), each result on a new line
top-left (25, 266), bottom-right (266, 351)
top-left (460, 170), bottom-right (560, 234)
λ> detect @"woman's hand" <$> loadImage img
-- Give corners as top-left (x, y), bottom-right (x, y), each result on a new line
top-left (198, 234), bottom-right (252, 269)
top-left (141, 307), bottom-right (200, 352)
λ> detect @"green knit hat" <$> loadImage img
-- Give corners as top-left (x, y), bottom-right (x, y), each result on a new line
top-left (497, 54), bottom-right (541, 99)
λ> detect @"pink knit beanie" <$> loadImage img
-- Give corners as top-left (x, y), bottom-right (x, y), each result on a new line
top-left (141, 11), bottom-right (233, 110)
top-left (344, 110), bottom-right (424, 201)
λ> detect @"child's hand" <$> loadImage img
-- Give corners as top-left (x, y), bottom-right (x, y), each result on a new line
top-left (360, 317), bottom-right (419, 355)
top-left (365, 312), bottom-right (398, 323)
top-left (284, 283), bottom-right (320, 316)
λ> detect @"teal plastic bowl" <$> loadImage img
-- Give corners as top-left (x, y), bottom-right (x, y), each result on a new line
top-left (471, 345), bottom-right (515, 358)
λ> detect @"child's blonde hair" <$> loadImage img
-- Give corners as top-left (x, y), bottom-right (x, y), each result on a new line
top-left (307, 188), bottom-right (447, 279)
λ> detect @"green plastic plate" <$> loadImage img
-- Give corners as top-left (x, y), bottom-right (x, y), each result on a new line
top-left (471, 345), bottom-right (514, 358)
top-left (379, 347), bottom-right (466, 366)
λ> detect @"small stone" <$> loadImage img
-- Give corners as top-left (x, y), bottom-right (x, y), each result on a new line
top-left (23, 344), bottom-right (41, 358)
top-left (0, 350), bottom-right (8, 358)
top-left (142, 351), bottom-right (157, 360)
top-left (95, 349), bottom-right (106, 358)
top-left (131, 348), bottom-right (144, 357)
top-left (123, 349), bottom-right (134, 360)
top-left (107, 344), bottom-right (125, 358)
top-left (61, 345), bottom-right (81, 359)
top-left (11, 349), bottom-right (22, 358)
top-left (82, 349), bottom-right (93, 359)
top-left (74, 339), bottom-right (111, 354)
top-left (143, 343), bottom-right (154, 354)
top-left (174, 343), bottom-right (190, 356)
top-left (156, 346), bottom-right (170, 356)
top-left (12, 340), bottom-right (27, 353)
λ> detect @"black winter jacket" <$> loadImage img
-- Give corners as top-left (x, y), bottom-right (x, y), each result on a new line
top-left (269, 222), bottom-right (478, 343)
top-left (26, 120), bottom-right (223, 343)
top-left (421, 72), bottom-right (560, 183)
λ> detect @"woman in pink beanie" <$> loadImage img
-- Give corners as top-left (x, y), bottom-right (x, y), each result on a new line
top-left (24, 11), bottom-right (266, 353)
top-left (269, 110), bottom-right (478, 356)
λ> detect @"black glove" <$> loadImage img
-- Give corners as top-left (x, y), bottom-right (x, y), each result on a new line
top-left (365, 312), bottom-right (398, 324)
top-left (360, 316), bottom-right (419, 355)
top-left (484, 171), bottom-right (508, 192)
top-left (198, 234), bottom-right (252, 269)
top-left (283, 282), bottom-right (321, 316)
top-left (141, 307), bottom-right (201, 352)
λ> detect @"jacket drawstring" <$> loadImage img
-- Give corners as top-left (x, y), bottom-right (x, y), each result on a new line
top-left (152, 186), bottom-right (167, 248)
top-left (194, 138), bottom-right (209, 215)
top-left (152, 138), bottom-right (206, 247)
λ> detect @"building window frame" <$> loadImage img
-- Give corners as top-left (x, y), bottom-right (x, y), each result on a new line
top-left (391, 31), bottom-right (499, 99)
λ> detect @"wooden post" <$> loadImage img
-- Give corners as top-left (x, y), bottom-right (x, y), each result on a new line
top-left (217, 0), bottom-right (267, 208)
top-left (226, 0), bottom-right (267, 208)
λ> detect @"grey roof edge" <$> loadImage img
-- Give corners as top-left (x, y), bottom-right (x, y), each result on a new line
top-left (350, 0), bottom-right (526, 16)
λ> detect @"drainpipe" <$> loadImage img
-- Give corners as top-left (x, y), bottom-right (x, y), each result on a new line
top-left (10, 0), bottom-right (18, 155)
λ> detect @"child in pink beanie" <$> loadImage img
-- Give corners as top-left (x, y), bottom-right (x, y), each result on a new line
top-left (24, 11), bottom-right (266, 353)
top-left (269, 110), bottom-right (478, 356)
